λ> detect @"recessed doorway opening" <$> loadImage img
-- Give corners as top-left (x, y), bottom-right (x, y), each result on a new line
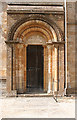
top-left (26, 45), bottom-right (44, 93)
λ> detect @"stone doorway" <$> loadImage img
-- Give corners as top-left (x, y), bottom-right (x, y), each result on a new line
top-left (26, 45), bottom-right (44, 93)
top-left (6, 18), bottom-right (65, 96)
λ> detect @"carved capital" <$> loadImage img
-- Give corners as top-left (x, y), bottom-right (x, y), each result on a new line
top-left (47, 45), bottom-right (54, 50)
top-left (54, 44), bottom-right (59, 48)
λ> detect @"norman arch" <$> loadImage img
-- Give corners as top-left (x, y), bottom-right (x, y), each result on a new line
top-left (8, 15), bottom-right (64, 42)
top-left (6, 15), bottom-right (65, 95)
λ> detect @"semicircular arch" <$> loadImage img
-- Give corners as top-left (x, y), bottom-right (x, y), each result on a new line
top-left (8, 15), bottom-right (64, 42)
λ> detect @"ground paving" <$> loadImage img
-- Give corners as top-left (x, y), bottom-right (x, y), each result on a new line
top-left (0, 97), bottom-right (75, 119)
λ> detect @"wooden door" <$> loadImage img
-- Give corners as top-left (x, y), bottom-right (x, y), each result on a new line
top-left (26, 45), bottom-right (44, 93)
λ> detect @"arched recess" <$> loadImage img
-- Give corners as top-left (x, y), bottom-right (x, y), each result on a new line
top-left (7, 15), bottom-right (64, 94)
top-left (8, 14), bottom-right (64, 42)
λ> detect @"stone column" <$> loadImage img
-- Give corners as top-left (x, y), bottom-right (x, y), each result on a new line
top-left (7, 45), bottom-right (12, 92)
top-left (54, 44), bottom-right (59, 92)
top-left (15, 44), bottom-right (19, 91)
top-left (47, 45), bottom-right (53, 94)
top-left (57, 45), bottom-right (59, 92)
top-left (18, 44), bottom-right (24, 93)
top-left (13, 44), bottom-right (16, 90)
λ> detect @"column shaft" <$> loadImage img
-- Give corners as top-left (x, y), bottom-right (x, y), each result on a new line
top-left (47, 45), bottom-right (53, 93)
top-left (13, 45), bottom-right (16, 90)
top-left (7, 45), bottom-right (12, 92)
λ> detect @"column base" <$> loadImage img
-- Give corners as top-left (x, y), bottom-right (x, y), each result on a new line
top-left (6, 90), bottom-right (17, 97)
top-left (66, 88), bottom-right (77, 95)
top-left (53, 90), bottom-right (65, 97)
top-left (47, 90), bottom-right (53, 94)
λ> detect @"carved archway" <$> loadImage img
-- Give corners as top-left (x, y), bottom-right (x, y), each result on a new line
top-left (8, 14), bottom-right (64, 42)
top-left (6, 15), bottom-right (65, 95)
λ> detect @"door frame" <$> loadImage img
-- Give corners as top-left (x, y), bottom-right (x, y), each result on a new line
top-left (24, 44), bottom-right (47, 93)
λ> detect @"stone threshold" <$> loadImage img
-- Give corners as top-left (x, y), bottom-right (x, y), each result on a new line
top-left (17, 93), bottom-right (53, 97)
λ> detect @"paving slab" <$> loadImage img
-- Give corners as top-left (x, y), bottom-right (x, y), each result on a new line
top-left (0, 97), bottom-right (75, 119)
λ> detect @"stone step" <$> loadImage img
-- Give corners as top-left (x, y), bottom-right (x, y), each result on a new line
top-left (17, 93), bottom-right (53, 97)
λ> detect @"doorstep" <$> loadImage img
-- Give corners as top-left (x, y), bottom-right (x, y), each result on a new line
top-left (17, 93), bottom-right (53, 97)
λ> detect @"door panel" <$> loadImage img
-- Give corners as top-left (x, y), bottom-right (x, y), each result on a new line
top-left (26, 45), bottom-right (44, 93)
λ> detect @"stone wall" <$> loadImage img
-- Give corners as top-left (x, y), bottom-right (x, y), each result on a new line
top-left (67, 2), bottom-right (76, 94)
top-left (0, 2), bottom-right (7, 96)
top-left (0, 1), bottom-right (76, 95)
